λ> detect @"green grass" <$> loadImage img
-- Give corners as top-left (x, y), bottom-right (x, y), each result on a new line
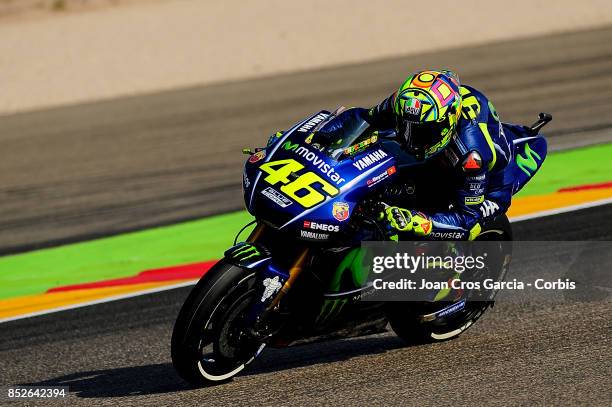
top-left (0, 211), bottom-right (254, 299)
top-left (1, 143), bottom-right (611, 300)
top-left (516, 143), bottom-right (612, 197)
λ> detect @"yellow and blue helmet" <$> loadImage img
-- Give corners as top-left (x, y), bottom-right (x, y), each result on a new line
top-left (393, 70), bottom-right (462, 159)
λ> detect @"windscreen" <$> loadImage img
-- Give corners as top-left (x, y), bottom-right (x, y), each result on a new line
top-left (308, 109), bottom-right (376, 160)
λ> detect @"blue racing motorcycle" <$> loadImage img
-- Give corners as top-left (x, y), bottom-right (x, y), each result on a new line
top-left (171, 107), bottom-right (550, 385)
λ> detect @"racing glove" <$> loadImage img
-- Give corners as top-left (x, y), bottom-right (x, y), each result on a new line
top-left (383, 206), bottom-right (433, 237)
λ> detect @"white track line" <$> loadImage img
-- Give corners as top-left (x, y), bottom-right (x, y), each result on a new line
top-left (2, 197), bottom-right (611, 324)
top-left (0, 280), bottom-right (199, 324)
top-left (509, 197), bottom-right (612, 222)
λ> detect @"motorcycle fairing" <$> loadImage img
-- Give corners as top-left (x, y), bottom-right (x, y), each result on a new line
top-left (243, 110), bottom-right (332, 214)
top-left (225, 242), bottom-right (271, 269)
top-left (225, 243), bottom-right (291, 325)
top-left (243, 110), bottom-right (399, 241)
top-left (502, 123), bottom-right (548, 195)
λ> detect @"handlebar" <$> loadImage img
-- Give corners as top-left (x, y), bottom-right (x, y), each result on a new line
top-left (529, 112), bottom-right (553, 135)
top-left (353, 200), bottom-right (395, 241)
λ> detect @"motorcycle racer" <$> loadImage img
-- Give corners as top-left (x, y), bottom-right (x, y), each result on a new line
top-left (367, 70), bottom-right (513, 240)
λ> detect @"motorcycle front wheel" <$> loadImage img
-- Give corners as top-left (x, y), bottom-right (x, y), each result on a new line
top-left (171, 260), bottom-right (265, 386)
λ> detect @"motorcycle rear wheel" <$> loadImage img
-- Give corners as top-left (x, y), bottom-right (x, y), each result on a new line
top-left (387, 215), bottom-right (512, 344)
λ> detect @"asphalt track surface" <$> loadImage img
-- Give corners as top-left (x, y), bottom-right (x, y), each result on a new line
top-left (1, 206), bottom-right (611, 406)
top-left (2, 26), bottom-right (612, 254)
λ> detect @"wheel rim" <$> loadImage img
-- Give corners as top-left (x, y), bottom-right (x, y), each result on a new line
top-left (195, 275), bottom-right (265, 381)
top-left (413, 230), bottom-right (510, 336)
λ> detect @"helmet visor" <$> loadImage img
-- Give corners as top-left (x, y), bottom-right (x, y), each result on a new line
top-left (400, 118), bottom-right (451, 159)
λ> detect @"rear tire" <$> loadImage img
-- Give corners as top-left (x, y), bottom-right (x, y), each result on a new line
top-left (388, 215), bottom-right (512, 344)
top-left (171, 260), bottom-right (265, 386)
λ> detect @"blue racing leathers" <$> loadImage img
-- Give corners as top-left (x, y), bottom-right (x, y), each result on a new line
top-left (369, 85), bottom-right (514, 240)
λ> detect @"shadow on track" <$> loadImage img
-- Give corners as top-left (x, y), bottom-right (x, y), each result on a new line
top-left (22, 334), bottom-right (407, 398)
top-left (23, 363), bottom-right (189, 398)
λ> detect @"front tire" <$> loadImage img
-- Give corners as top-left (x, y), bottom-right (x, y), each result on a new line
top-left (171, 260), bottom-right (265, 386)
top-left (387, 215), bottom-right (512, 344)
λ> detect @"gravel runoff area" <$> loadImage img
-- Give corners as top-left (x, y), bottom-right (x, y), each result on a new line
top-left (1, 0), bottom-right (612, 114)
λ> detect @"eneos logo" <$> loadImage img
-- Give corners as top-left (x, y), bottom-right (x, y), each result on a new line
top-left (303, 220), bottom-right (339, 232)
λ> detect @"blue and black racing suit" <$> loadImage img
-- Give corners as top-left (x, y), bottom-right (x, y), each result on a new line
top-left (368, 85), bottom-right (514, 240)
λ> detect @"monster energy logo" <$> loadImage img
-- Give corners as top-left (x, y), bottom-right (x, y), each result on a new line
top-left (282, 141), bottom-right (299, 151)
top-left (316, 248), bottom-right (369, 324)
top-left (231, 244), bottom-right (260, 261)
top-left (316, 298), bottom-right (349, 325)
top-left (516, 143), bottom-right (542, 176)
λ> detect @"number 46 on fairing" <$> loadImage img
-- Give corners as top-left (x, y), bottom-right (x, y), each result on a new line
top-left (259, 159), bottom-right (339, 208)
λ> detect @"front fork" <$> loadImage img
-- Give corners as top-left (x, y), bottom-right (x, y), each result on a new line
top-left (233, 224), bottom-right (309, 339)
top-left (264, 248), bottom-right (309, 311)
